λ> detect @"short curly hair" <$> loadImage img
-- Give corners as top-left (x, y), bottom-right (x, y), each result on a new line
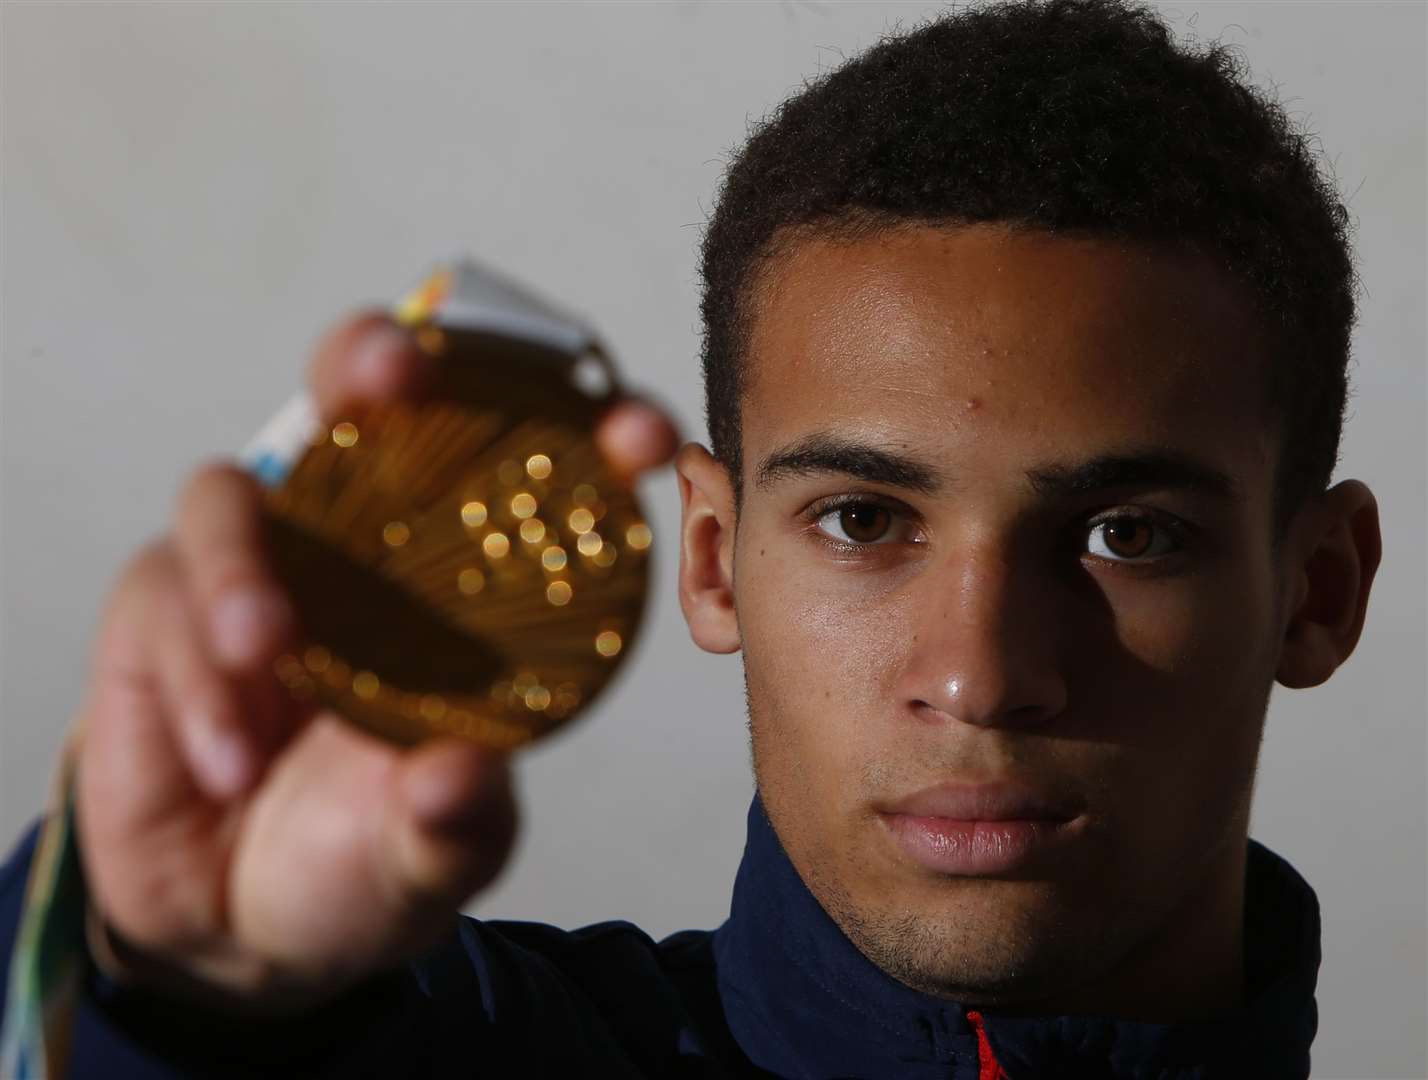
top-left (699, 0), bottom-right (1356, 537)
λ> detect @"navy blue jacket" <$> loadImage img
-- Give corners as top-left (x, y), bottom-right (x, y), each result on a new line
top-left (0, 797), bottom-right (1319, 1078)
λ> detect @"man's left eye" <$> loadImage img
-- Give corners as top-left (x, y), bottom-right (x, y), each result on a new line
top-left (1084, 515), bottom-right (1180, 562)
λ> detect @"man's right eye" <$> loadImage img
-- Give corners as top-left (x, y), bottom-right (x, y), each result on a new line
top-left (812, 501), bottom-right (916, 546)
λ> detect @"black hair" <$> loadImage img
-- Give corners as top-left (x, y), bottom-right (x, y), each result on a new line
top-left (698, 0), bottom-right (1356, 536)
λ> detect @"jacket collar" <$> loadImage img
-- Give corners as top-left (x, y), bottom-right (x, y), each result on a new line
top-left (712, 796), bottom-right (1319, 1079)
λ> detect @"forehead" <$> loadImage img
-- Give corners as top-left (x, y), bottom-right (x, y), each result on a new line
top-left (741, 224), bottom-right (1275, 490)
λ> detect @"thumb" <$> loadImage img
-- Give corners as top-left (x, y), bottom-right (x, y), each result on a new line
top-left (384, 741), bottom-right (518, 906)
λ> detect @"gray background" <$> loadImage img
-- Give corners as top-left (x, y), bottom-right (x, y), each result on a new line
top-left (1, 2), bottom-right (1423, 1077)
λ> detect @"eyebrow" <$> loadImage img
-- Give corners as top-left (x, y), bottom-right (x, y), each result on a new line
top-left (1024, 452), bottom-right (1241, 500)
top-left (754, 433), bottom-right (1240, 501)
top-left (755, 434), bottom-right (944, 494)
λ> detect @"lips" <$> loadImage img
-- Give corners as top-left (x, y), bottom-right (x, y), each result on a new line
top-left (878, 782), bottom-right (1084, 876)
top-left (884, 782), bottom-right (1081, 823)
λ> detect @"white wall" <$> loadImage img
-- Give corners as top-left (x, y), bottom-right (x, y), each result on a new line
top-left (2, 3), bottom-right (1423, 1076)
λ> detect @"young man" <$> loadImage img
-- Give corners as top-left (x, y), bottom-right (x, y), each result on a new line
top-left (0, 1), bottom-right (1381, 1077)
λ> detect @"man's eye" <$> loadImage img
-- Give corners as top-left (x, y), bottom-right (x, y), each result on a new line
top-left (813, 502), bottom-right (912, 546)
top-left (1084, 514), bottom-right (1180, 562)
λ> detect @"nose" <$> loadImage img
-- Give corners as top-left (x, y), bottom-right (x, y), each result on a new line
top-left (898, 545), bottom-right (1068, 729)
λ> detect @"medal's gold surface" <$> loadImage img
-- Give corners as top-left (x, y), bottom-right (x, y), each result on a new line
top-left (263, 328), bottom-right (650, 748)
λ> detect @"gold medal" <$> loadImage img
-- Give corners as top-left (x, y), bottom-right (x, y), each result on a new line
top-left (247, 263), bottom-right (650, 748)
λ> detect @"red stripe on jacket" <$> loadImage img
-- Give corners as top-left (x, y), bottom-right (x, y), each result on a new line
top-left (965, 1010), bottom-right (1010, 1080)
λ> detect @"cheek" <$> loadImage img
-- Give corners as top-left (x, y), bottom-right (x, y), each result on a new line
top-left (1095, 553), bottom-right (1279, 722)
top-left (735, 540), bottom-right (912, 802)
top-left (1083, 562), bottom-right (1278, 839)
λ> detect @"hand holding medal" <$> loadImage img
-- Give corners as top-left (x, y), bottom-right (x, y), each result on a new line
top-left (0, 262), bottom-right (679, 1078)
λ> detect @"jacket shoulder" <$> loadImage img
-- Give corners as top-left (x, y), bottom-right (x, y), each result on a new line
top-left (434, 916), bottom-right (745, 1072)
top-left (1, 819), bottom-right (749, 1078)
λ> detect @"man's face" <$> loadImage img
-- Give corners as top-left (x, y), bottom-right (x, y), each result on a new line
top-left (727, 224), bottom-right (1291, 1009)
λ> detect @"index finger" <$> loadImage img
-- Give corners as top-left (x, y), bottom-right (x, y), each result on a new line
top-left (308, 312), bottom-right (436, 424)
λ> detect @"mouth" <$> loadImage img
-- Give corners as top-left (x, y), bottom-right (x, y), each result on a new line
top-left (877, 781), bottom-right (1085, 877)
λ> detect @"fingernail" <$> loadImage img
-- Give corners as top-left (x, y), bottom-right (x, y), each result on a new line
top-left (193, 720), bottom-right (252, 798)
top-left (352, 325), bottom-right (413, 393)
top-left (210, 588), bottom-right (292, 667)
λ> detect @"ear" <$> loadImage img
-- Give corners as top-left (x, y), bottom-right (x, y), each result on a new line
top-left (1275, 479), bottom-right (1382, 689)
top-left (674, 442), bottom-right (741, 654)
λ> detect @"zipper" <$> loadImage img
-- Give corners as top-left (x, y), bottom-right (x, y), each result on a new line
top-left (964, 1010), bottom-right (1010, 1080)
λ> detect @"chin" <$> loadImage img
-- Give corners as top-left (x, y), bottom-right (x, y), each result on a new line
top-left (816, 865), bottom-right (1112, 1006)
